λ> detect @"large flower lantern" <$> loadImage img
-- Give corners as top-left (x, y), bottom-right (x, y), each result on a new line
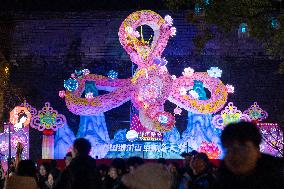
top-left (198, 141), bottom-right (221, 159)
top-left (61, 10), bottom-right (231, 133)
top-left (30, 102), bottom-right (66, 159)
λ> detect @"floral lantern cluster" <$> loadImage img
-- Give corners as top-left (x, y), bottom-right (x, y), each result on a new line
top-left (198, 141), bottom-right (220, 159)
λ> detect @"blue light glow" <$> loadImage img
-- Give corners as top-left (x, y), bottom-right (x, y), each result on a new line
top-left (194, 4), bottom-right (202, 14)
top-left (107, 70), bottom-right (118, 79)
top-left (239, 23), bottom-right (247, 33)
top-left (271, 17), bottom-right (279, 29)
top-left (64, 78), bottom-right (79, 92)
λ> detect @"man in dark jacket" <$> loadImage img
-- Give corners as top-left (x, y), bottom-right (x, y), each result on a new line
top-left (66, 138), bottom-right (101, 189)
top-left (213, 122), bottom-right (283, 189)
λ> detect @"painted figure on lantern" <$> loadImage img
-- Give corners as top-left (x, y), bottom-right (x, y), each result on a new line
top-left (14, 111), bottom-right (28, 131)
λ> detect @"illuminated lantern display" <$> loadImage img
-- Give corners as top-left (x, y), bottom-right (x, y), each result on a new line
top-left (164, 15), bottom-right (173, 26)
top-left (153, 57), bottom-right (168, 66)
top-left (130, 114), bottom-right (163, 141)
top-left (0, 102), bottom-right (36, 161)
top-left (182, 67), bottom-right (194, 77)
top-left (30, 102), bottom-right (66, 159)
top-left (0, 124), bottom-right (30, 162)
top-left (61, 10), bottom-right (231, 135)
top-left (82, 69), bottom-right (90, 75)
top-left (85, 92), bottom-right (94, 99)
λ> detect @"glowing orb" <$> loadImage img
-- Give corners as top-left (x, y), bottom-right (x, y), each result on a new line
top-left (182, 67), bottom-right (194, 77)
top-left (126, 130), bottom-right (139, 142)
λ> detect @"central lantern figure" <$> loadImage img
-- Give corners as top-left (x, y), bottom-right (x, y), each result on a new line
top-left (62, 10), bottom-right (229, 133)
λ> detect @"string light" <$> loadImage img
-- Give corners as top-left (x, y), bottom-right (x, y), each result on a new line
top-left (4, 66), bottom-right (9, 74)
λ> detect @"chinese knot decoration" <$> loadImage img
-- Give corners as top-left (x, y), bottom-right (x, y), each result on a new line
top-left (212, 102), bottom-right (251, 130)
top-left (30, 102), bottom-right (66, 135)
top-left (62, 10), bottom-right (230, 132)
top-left (243, 102), bottom-right (268, 122)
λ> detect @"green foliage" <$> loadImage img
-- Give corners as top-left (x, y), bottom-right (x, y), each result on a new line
top-left (164, 0), bottom-right (284, 73)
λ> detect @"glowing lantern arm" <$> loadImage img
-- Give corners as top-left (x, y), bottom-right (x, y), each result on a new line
top-left (65, 84), bottom-right (132, 116)
top-left (168, 73), bottom-right (228, 114)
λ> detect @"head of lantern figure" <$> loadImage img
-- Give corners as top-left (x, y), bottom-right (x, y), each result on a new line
top-left (18, 111), bottom-right (28, 124)
top-left (14, 111), bottom-right (28, 130)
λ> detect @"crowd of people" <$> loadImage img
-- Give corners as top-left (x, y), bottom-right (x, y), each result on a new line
top-left (0, 122), bottom-right (283, 189)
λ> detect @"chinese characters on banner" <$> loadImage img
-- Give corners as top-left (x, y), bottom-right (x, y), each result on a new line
top-left (108, 142), bottom-right (188, 153)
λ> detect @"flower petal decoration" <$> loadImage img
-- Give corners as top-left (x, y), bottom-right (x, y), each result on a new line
top-left (207, 67), bottom-right (222, 78)
top-left (164, 15), bottom-right (173, 26)
top-left (174, 107), bottom-right (182, 115)
top-left (226, 84), bottom-right (234, 93)
top-left (188, 90), bottom-right (199, 99)
top-left (182, 67), bottom-right (194, 77)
